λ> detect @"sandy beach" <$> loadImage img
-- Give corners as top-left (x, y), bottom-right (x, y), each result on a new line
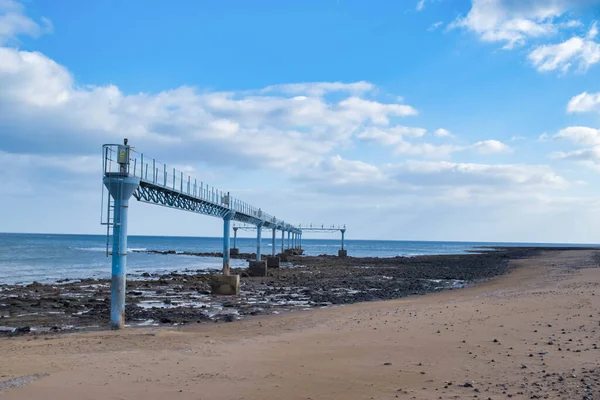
top-left (1, 249), bottom-right (599, 399)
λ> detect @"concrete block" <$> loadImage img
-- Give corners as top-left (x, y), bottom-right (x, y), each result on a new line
top-left (266, 256), bottom-right (280, 268)
top-left (338, 249), bottom-right (348, 257)
top-left (248, 260), bottom-right (268, 277)
top-left (210, 274), bottom-right (240, 295)
top-left (230, 248), bottom-right (240, 255)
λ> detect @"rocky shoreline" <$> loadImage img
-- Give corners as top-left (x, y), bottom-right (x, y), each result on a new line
top-left (0, 247), bottom-right (592, 336)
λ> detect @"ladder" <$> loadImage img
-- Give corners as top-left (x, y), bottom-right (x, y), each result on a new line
top-left (100, 180), bottom-right (123, 257)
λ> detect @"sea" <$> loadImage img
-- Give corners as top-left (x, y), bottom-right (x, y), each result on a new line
top-left (0, 233), bottom-right (597, 285)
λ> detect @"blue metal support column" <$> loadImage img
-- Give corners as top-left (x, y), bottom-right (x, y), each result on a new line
top-left (272, 228), bottom-right (276, 256)
top-left (103, 174), bottom-right (140, 330)
top-left (287, 231), bottom-right (291, 249)
top-left (233, 226), bottom-right (238, 249)
top-left (256, 222), bottom-right (264, 260)
top-left (281, 230), bottom-right (285, 254)
top-left (222, 211), bottom-right (235, 275)
top-left (341, 228), bottom-right (346, 250)
top-left (299, 232), bottom-right (302, 250)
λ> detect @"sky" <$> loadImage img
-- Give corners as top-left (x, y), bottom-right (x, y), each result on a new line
top-left (1, 0), bottom-right (600, 242)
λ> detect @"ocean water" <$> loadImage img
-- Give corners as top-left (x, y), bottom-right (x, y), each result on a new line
top-left (0, 233), bottom-right (596, 285)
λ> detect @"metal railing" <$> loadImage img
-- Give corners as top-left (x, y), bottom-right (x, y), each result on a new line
top-left (102, 144), bottom-right (294, 230)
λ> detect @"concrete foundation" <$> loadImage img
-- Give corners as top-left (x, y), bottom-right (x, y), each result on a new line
top-left (266, 256), bottom-right (280, 268)
top-left (338, 249), bottom-right (348, 257)
top-left (231, 248), bottom-right (240, 256)
top-left (248, 260), bottom-right (268, 277)
top-left (210, 274), bottom-right (240, 295)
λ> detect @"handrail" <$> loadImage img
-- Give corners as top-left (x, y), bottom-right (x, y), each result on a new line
top-left (102, 144), bottom-right (300, 232)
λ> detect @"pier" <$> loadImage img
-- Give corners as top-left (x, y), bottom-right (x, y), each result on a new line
top-left (101, 140), bottom-right (345, 329)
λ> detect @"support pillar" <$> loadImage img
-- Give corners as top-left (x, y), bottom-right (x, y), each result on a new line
top-left (299, 233), bottom-right (302, 250)
top-left (231, 226), bottom-right (239, 255)
top-left (256, 222), bottom-right (264, 260)
top-left (212, 211), bottom-right (240, 295)
top-left (222, 211), bottom-right (235, 275)
top-left (267, 227), bottom-right (280, 268)
top-left (338, 228), bottom-right (347, 257)
top-left (103, 174), bottom-right (140, 330)
top-left (281, 229), bottom-right (285, 254)
top-left (249, 221), bottom-right (267, 276)
top-left (287, 231), bottom-right (291, 250)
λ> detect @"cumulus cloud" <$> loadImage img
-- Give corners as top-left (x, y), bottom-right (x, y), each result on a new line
top-left (434, 128), bottom-right (453, 137)
top-left (449, 1), bottom-right (600, 74)
top-left (567, 91), bottom-right (600, 114)
top-left (528, 23), bottom-right (600, 73)
top-left (470, 139), bottom-right (511, 154)
top-left (551, 126), bottom-right (600, 171)
top-left (0, 45), bottom-right (423, 170)
top-left (0, 0), bottom-right (52, 45)
top-left (260, 81), bottom-right (374, 96)
top-left (449, 0), bottom-right (570, 49)
top-left (356, 126), bottom-right (426, 146)
top-left (555, 126), bottom-right (600, 146)
top-left (392, 160), bottom-right (568, 188)
top-left (294, 155), bottom-right (571, 198)
top-left (394, 138), bottom-right (510, 158)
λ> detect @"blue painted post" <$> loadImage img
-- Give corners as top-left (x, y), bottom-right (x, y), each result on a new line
top-left (341, 228), bottom-right (346, 250)
top-left (299, 232), bottom-right (302, 250)
top-left (103, 174), bottom-right (140, 330)
top-left (222, 211), bottom-right (235, 275)
top-left (256, 222), bottom-right (264, 260)
top-left (281, 229), bottom-right (285, 253)
top-left (272, 228), bottom-right (276, 256)
top-left (287, 231), bottom-right (291, 249)
top-left (233, 227), bottom-right (238, 249)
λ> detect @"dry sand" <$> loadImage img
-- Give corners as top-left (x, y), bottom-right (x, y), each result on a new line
top-left (1, 250), bottom-right (599, 399)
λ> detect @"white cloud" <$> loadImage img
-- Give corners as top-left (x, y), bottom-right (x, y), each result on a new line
top-left (393, 160), bottom-right (568, 188)
top-left (394, 138), bottom-right (510, 158)
top-left (551, 126), bottom-right (600, 171)
top-left (555, 126), bottom-right (600, 146)
top-left (434, 128), bottom-right (453, 137)
top-left (550, 147), bottom-right (600, 162)
top-left (539, 132), bottom-right (550, 141)
top-left (528, 24), bottom-right (600, 73)
top-left (0, 150), bottom-right (97, 175)
top-left (567, 91), bottom-right (600, 114)
top-left (416, 0), bottom-right (426, 11)
top-left (0, 0), bottom-right (52, 45)
top-left (294, 156), bottom-right (571, 199)
top-left (395, 142), bottom-right (459, 158)
top-left (428, 21), bottom-right (444, 31)
top-left (450, 0), bottom-right (569, 49)
top-left (470, 139), bottom-right (511, 154)
top-left (0, 47), bottom-right (422, 170)
top-left (261, 81), bottom-right (375, 96)
top-left (357, 126), bottom-right (426, 146)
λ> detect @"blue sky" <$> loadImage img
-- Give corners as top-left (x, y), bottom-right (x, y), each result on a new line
top-left (1, 0), bottom-right (600, 242)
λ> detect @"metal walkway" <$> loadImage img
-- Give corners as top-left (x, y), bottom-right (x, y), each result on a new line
top-left (103, 145), bottom-right (300, 233)
top-left (101, 140), bottom-right (344, 329)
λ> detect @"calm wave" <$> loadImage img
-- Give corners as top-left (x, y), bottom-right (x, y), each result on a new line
top-left (0, 233), bottom-right (596, 285)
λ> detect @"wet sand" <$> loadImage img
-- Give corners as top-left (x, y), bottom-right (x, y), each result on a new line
top-left (1, 249), bottom-right (599, 399)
